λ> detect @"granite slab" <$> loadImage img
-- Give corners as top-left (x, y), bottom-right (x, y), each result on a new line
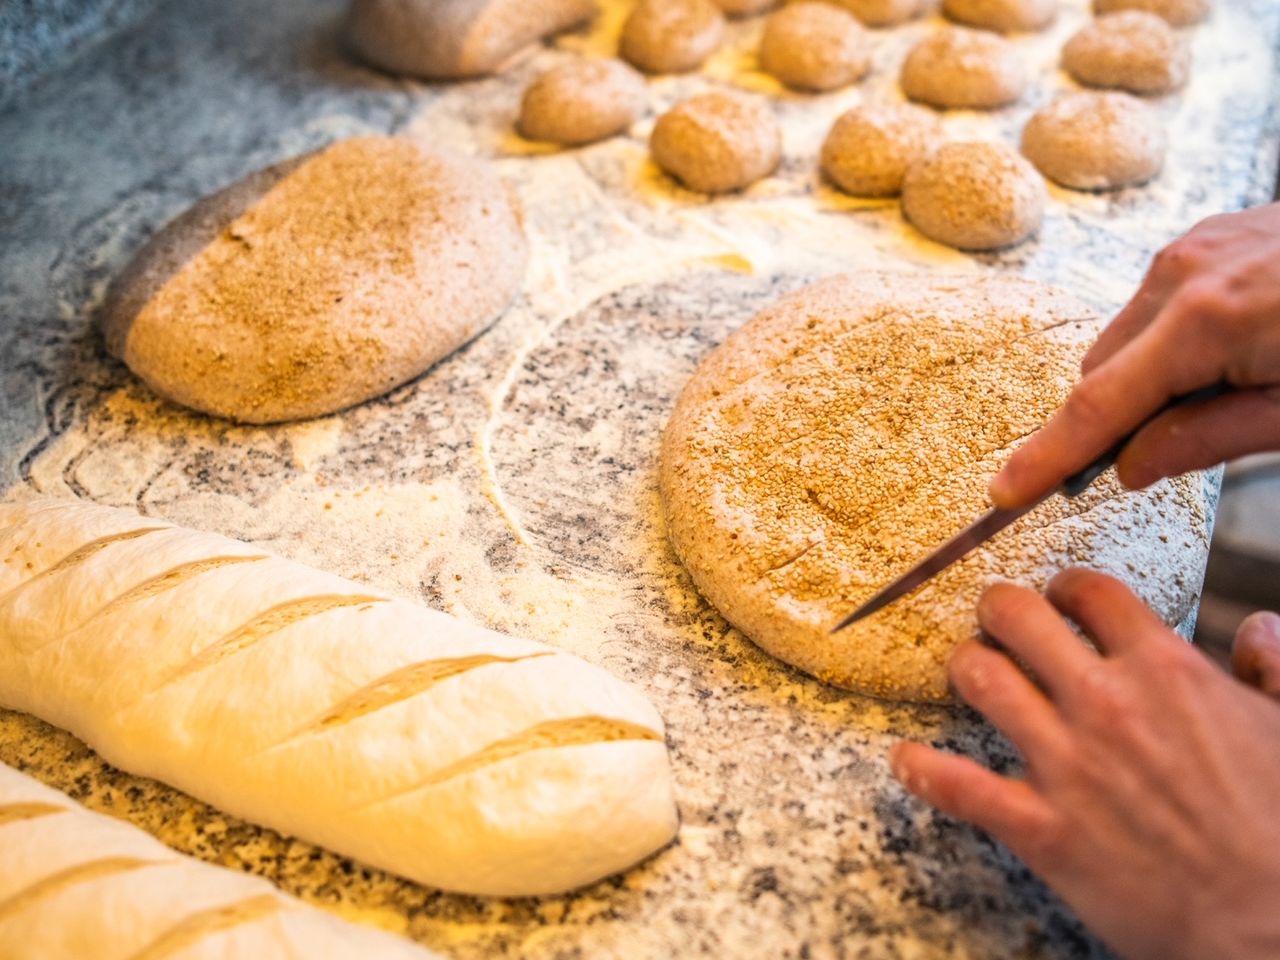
top-left (0, 0), bottom-right (1278, 957)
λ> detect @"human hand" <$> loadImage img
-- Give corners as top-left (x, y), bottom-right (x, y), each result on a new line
top-left (890, 569), bottom-right (1280, 960)
top-left (990, 202), bottom-right (1280, 509)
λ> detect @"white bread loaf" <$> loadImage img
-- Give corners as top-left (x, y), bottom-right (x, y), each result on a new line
top-left (0, 762), bottom-right (441, 959)
top-left (0, 499), bottom-right (678, 897)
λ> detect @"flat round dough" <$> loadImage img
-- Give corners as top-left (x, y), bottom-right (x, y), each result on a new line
top-left (820, 103), bottom-right (943, 197)
top-left (1094, 0), bottom-right (1210, 25)
top-left (346, 0), bottom-right (594, 79)
top-left (620, 0), bottom-right (726, 74)
top-left (942, 0), bottom-right (1057, 32)
top-left (1021, 90), bottom-right (1167, 189)
top-left (759, 2), bottom-right (871, 92)
top-left (519, 58), bottom-right (648, 145)
top-left (660, 273), bottom-right (1209, 702)
top-left (650, 92), bottom-right (782, 194)
top-left (901, 141), bottom-right (1046, 250)
top-left (1062, 11), bottom-right (1191, 95)
top-left (101, 137), bottom-right (528, 424)
top-left (819, 0), bottom-right (923, 28)
top-left (901, 26), bottom-right (1027, 109)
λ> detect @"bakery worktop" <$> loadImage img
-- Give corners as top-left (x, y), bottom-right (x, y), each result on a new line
top-left (0, 0), bottom-right (1277, 956)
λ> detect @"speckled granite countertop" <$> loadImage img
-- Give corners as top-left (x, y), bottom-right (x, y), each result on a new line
top-left (1, 0), bottom-right (1278, 957)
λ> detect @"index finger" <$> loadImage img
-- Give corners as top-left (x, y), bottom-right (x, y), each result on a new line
top-left (988, 310), bottom-right (1224, 508)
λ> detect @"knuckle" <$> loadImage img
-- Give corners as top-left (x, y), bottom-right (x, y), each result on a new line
top-left (1076, 662), bottom-right (1129, 723)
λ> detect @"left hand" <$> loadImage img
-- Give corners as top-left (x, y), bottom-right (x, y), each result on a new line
top-left (891, 569), bottom-right (1280, 960)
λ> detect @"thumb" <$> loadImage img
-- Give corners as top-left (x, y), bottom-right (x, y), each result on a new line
top-left (1115, 388), bottom-right (1280, 489)
top-left (1232, 611), bottom-right (1280, 700)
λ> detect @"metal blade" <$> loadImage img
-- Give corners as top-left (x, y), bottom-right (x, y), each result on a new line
top-left (830, 503), bottom-right (1036, 632)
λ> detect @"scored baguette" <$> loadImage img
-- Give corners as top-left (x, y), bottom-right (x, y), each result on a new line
top-left (0, 499), bottom-right (678, 897)
top-left (0, 762), bottom-right (441, 959)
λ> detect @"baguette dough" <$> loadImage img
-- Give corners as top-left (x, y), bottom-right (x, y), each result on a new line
top-left (0, 763), bottom-right (440, 959)
top-left (101, 136), bottom-right (528, 424)
top-left (901, 26), bottom-right (1027, 109)
top-left (1021, 90), bottom-right (1167, 189)
top-left (620, 0), bottom-right (726, 74)
top-left (1062, 11), bottom-right (1191, 95)
top-left (820, 102), bottom-right (943, 197)
top-left (519, 58), bottom-right (647, 145)
top-left (346, 0), bottom-right (596, 79)
top-left (0, 499), bottom-right (678, 897)
top-left (651, 92), bottom-right (782, 194)
top-left (659, 274), bottom-right (1213, 702)
top-left (759, 2), bottom-right (871, 92)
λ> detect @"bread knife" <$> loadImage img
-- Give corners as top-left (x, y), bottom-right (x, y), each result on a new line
top-left (831, 383), bottom-right (1228, 632)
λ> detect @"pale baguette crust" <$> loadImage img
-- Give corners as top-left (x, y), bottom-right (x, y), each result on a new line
top-left (0, 499), bottom-right (678, 896)
top-left (0, 763), bottom-right (440, 959)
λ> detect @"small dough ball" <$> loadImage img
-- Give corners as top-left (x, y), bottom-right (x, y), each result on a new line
top-left (820, 0), bottom-right (924, 28)
top-left (820, 103), bottom-right (943, 197)
top-left (712, 0), bottom-right (780, 16)
top-left (760, 2), bottom-right (871, 92)
top-left (902, 141), bottom-right (1046, 250)
top-left (1094, 0), bottom-right (1210, 26)
top-left (621, 0), bottom-right (726, 74)
top-left (1021, 91), bottom-right (1166, 190)
top-left (519, 58), bottom-right (648, 145)
top-left (651, 92), bottom-right (782, 194)
top-left (901, 27), bottom-right (1027, 109)
top-left (1062, 11), bottom-right (1190, 95)
top-left (942, 0), bottom-right (1056, 32)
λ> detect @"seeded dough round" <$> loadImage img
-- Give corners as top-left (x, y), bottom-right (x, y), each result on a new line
top-left (650, 92), bottom-right (782, 194)
top-left (901, 141), bottom-right (1045, 250)
top-left (712, 0), bottom-right (780, 16)
top-left (820, 0), bottom-right (923, 27)
top-left (942, 0), bottom-right (1056, 32)
top-left (760, 2), bottom-right (871, 92)
top-left (820, 103), bottom-right (943, 197)
top-left (1021, 90), bottom-right (1166, 189)
top-left (901, 27), bottom-right (1027, 109)
top-left (1063, 11), bottom-right (1190, 95)
top-left (620, 0), bottom-right (726, 74)
top-left (660, 273), bottom-right (1209, 702)
top-left (101, 137), bottom-right (528, 423)
top-left (347, 0), bottom-right (594, 79)
top-left (1094, 0), bottom-right (1210, 25)
top-left (519, 58), bottom-right (647, 145)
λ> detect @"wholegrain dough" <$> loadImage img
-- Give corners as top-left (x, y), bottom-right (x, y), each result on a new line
top-left (101, 136), bottom-right (527, 424)
top-left (901, 26), bottom-right (1027, 109)
top-left (0, 764), bottom-right (442, 959)
top-left (819, 0), bottom-right (923, 28)
top-left (651, 92), bottom-right (782, 193)
top-left (519, 58), bottom-right (647, 144)
top-left (1062, 11), bottom-right (1191, 95)
top-left (660, 273), bottom-right (1212, 702)
top-left (820, 102), bottom-right (943, 197)
top-left (0, 498), bottom-right (679, 897)
top-left (620, 0), bottom-right (726, 74)
top-left (1095, 0), bottom-right (1210, 25)
top-left (902, 141), bottom-right (1046, 250)
top-left (1021, 90), bottom-right (1167, 189)
top-left (942, 0), bottom-right (1057, 32)
top-left (759, 2), bottom-right (871, 92)
top-left (346, 0), bottom-right (595, 79)
top-left (712, 0), bottom-right (780, 16)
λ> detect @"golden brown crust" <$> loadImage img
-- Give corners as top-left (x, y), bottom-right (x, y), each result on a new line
top-left (660, 273), bottom-right (1210, 702)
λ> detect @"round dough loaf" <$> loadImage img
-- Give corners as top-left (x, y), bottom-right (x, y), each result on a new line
top-left (820, 103), bottom-right (943, 197)
top-left (519, 58), bottom-right (648, 144)
top-left (1062, 11), bottom-right (1191, 95)
top-left (901, 141), bottom-right (1046, 250)
top-left (1094, 0), bottom-right (1210, 25)
top-left (901, 26), bottom-right (1027, 109)
top-left (650, 92), bottom-right (782, 194)
top-left (712, 0), bottom-right (780, 16)
top-left (660, 273), bottom-right (1210, 702)
top-left (1021, 90), bottom-right (1167, 189)
top-left (101, 136), bottom-right (528, 424)
top-left (620, 0), bottom-right (726, 74)
top-left (942, 0), bottom-right (1056, 32)
top-left (759, 2), bottom-right (871, 92)
top-left (821, 0), bottom-right (923, 27)
top-left (346, 0), bottom-right (594, 79)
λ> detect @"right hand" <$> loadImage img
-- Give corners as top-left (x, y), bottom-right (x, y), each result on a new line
top-left (989, 202), bottom-right (1280, 509)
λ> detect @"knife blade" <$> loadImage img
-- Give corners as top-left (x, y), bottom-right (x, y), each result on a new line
top-left (830, 383), bottom-right (1227, 632)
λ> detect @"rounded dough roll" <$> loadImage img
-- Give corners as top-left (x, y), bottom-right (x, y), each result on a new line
top-left (519, 58), bottom-right (648, 144)
top-left (901, 26), bottom-right (1027, 109)
top-left (1062, 11), bottom-right (1191, 95)
top-left (1021, 90), bottom-right (1167, 189)
top-left (820, 102), bottom-right (943, 197)
top-left (759, 2), bottom-right (871, 92)
top-left (1094, 0), bottom-right (1210, 25)
top-left (620, 0), bottom-right (726, 74)
top-left (650, 92), bottom-right (782, 193)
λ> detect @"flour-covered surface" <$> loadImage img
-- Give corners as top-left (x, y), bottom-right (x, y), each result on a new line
top-left (0, 0), bottom-right (1275, 955)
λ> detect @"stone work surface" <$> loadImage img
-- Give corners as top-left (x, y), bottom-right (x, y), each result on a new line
top-left (0, 0), bottom-right (1277, 956)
